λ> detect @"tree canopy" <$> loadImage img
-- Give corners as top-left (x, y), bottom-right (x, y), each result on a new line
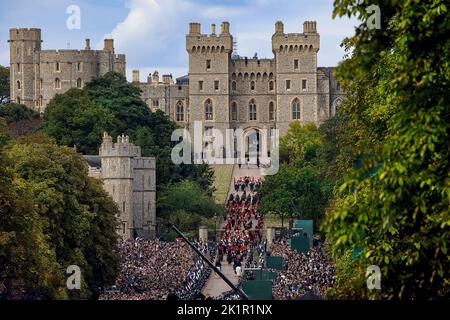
top-left (41, 72), bottom-right (215, 193)
top-left (0, 136), bottom-right (120, 299)
top-left (0, 65), bottom-right (9, 103)
top-left (323, 0), bottom-right (450, 299)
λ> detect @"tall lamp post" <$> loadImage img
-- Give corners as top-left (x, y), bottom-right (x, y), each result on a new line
top-left (214, 213), bottom-right (217, 243)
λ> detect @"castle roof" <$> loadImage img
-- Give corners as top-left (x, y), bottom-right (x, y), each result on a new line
top-left (83, 155), bottom-right (101, 169)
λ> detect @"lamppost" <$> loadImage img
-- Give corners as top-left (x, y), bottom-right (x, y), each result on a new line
top-left (214, 213), bottom-right (217, 243)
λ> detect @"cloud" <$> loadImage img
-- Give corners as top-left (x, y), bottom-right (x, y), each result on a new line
top-left (201, 6), bottom-right (248, 19)
top-left (104, 0), bottom-right (359, 80)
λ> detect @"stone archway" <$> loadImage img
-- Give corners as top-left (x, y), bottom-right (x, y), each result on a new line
top-left (244, 127), bottom-right (262, 162)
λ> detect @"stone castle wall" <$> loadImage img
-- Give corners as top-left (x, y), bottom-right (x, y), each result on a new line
top-left (9, 28), bottom-right (126, 112)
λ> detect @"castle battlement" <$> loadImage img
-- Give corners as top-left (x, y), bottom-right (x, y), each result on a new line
top-left (9, 28), bottom-right (126, 111)
top-left (100, 133), bottom-right (141, 158)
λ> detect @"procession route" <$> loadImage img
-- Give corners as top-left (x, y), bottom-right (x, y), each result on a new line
top-left (201, 164), bottom-right (264, 298)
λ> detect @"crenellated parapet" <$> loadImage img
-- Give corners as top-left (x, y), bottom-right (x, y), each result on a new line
top-left (272, 20), bottom-right (320, 54)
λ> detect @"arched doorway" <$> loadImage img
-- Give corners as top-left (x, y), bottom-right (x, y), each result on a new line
top-left (245, 128), bottom-right (261, 162)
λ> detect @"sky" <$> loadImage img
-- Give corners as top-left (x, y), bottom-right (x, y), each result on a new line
top-left (0, 0), bottom-right (358, 81)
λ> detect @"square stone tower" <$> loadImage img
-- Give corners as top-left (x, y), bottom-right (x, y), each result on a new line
top-left (99, 132), bottom-right (156, 240)
top-left (8, 28), bottom-right (42, 109)
top-left (272, 21), bottom-right (320, 135)
top-left (186, 22), bottom-right (233, 150)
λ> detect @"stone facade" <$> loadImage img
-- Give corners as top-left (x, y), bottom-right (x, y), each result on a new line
top-left (136, 21), bottom-right (345, 157)
top-left (9, 28), bottom-right (126, 112)
top-left (84, 133), bottom-right (156, 240)
top-left (9, 21), bottom-right (344, 156)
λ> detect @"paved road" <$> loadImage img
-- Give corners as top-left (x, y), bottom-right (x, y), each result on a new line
top-left (201, 164), bottom-right (264, 298)
top-left (202, 261), bottom-right (240, 298)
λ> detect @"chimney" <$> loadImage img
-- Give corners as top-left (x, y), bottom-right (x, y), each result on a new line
top-left (152, 71), bottom-right (159, 83)
top-left (132, 69), bottom-right (140, 83)
top-left (162, 74), bottom-right (172, 85)
top-left (211, 24), bottom-right (216, 35)
top-left (221, 22), bottom-right (230, 35)
top-left (303, 21), bottom-right (317, 33)
top-left (104, 39), bottom-right (114, 52)
top-left (85, 39), bottom-right (91, 50)
top-left (189, 22), bottom-right (201, 35)
top-left (275, 21), bottom-right (284, 34)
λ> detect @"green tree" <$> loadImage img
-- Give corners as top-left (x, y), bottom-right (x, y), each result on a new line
top-left (0, 144), bottom-right (65, 300)
top-left (158, 180), bottom-right (222, 239)
top-left (0, 65), bottom-right (9, 103)
top-left (0, 103), bottom-right (39, 124)
top-left (280, 122), bottom-right (323, 164)
top-left (323, 0), bottom-right (450, 299)
top-left (5, 136), bottom-right (120, 299)
top-left (260, 163), bottom-right (328, 227)
top-left (41, 89), bottom-right (114, 155)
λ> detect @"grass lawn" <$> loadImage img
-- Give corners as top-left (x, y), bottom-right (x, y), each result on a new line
top-left (264, 213), bottom-right (286, 228)
top-left (211, 164), bottom-right (234, 204)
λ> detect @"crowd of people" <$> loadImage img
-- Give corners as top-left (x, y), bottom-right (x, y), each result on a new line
top-left (98, 172), bottom-right (336, 301)
top-left (271, 241), bottom-right (335, 299)
top-left (175, 241), bottom-right (213, 300)
top-left (214, 176), bottom-right (265, 275)
top-left (100, 239), bottom-right (210, 300)
top-left (233, 176), bottom-right (262, 193)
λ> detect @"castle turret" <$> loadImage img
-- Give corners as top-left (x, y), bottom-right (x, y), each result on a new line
top-left (103, 39), bottom-right (114, 52)
top-left (272, 20), bottom-right (320, 128)
top-left (132, 69), bottom-right (140, 83)
top-left (186, 21), bottom-right (233, 138)
top-left (9, 28), bottom-right (42, 109)
top-left (100, 132), bottom-right (141, 240)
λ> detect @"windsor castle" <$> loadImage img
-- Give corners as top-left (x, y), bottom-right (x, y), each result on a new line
top-left (8, 20), bottom-right (344, 239)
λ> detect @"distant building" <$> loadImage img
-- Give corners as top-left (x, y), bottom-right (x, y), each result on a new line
top-left (135, 21), bottom-right (345, 156)
top-left (10, 20), bottom-right (345, 158)
top-left (8, 28), bottom-right (125, 112)
top-left (84, 132), bottom-right (156, 240)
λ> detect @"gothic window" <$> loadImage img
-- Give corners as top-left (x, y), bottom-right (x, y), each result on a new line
top-left (231, 81), bottom-right (237, 91)
top-left (292, 99), bottom-right (301, 120)
top-left (249, 99), bottom-right (257, 121)
top-left (269, 81), bottom-right (274, 91)
top-left (76, 78), bottom-right (82, 88)
top-left (231, 102), bottom-right (237, 121)
top-left (55, 78), bottom-right (61, 89)
top-left (269, 102), bottom-right (275, 121)
top-left (55, 62), bottom-right (60, 72)
top-left (77, 62), bottom-right (83, 72)
top-left (205, 99), bottom-right (213, 120)
top-left (176, 100), bottom-right (184, 122)
top-left (17, 80), bottom-right (21, 90)
top-left (250, 81), bottom-right (255, 91)
top-left (17, 63), bottom-right (21, 73)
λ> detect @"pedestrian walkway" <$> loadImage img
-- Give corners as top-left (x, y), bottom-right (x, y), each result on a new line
top-left (201, 262), bottom-right (240, 298)
top-left (201, 164), bottom-right (264, 299)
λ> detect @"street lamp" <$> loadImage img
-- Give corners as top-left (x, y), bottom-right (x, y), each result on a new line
top-left (214, 213), bottom-right (217, 243)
